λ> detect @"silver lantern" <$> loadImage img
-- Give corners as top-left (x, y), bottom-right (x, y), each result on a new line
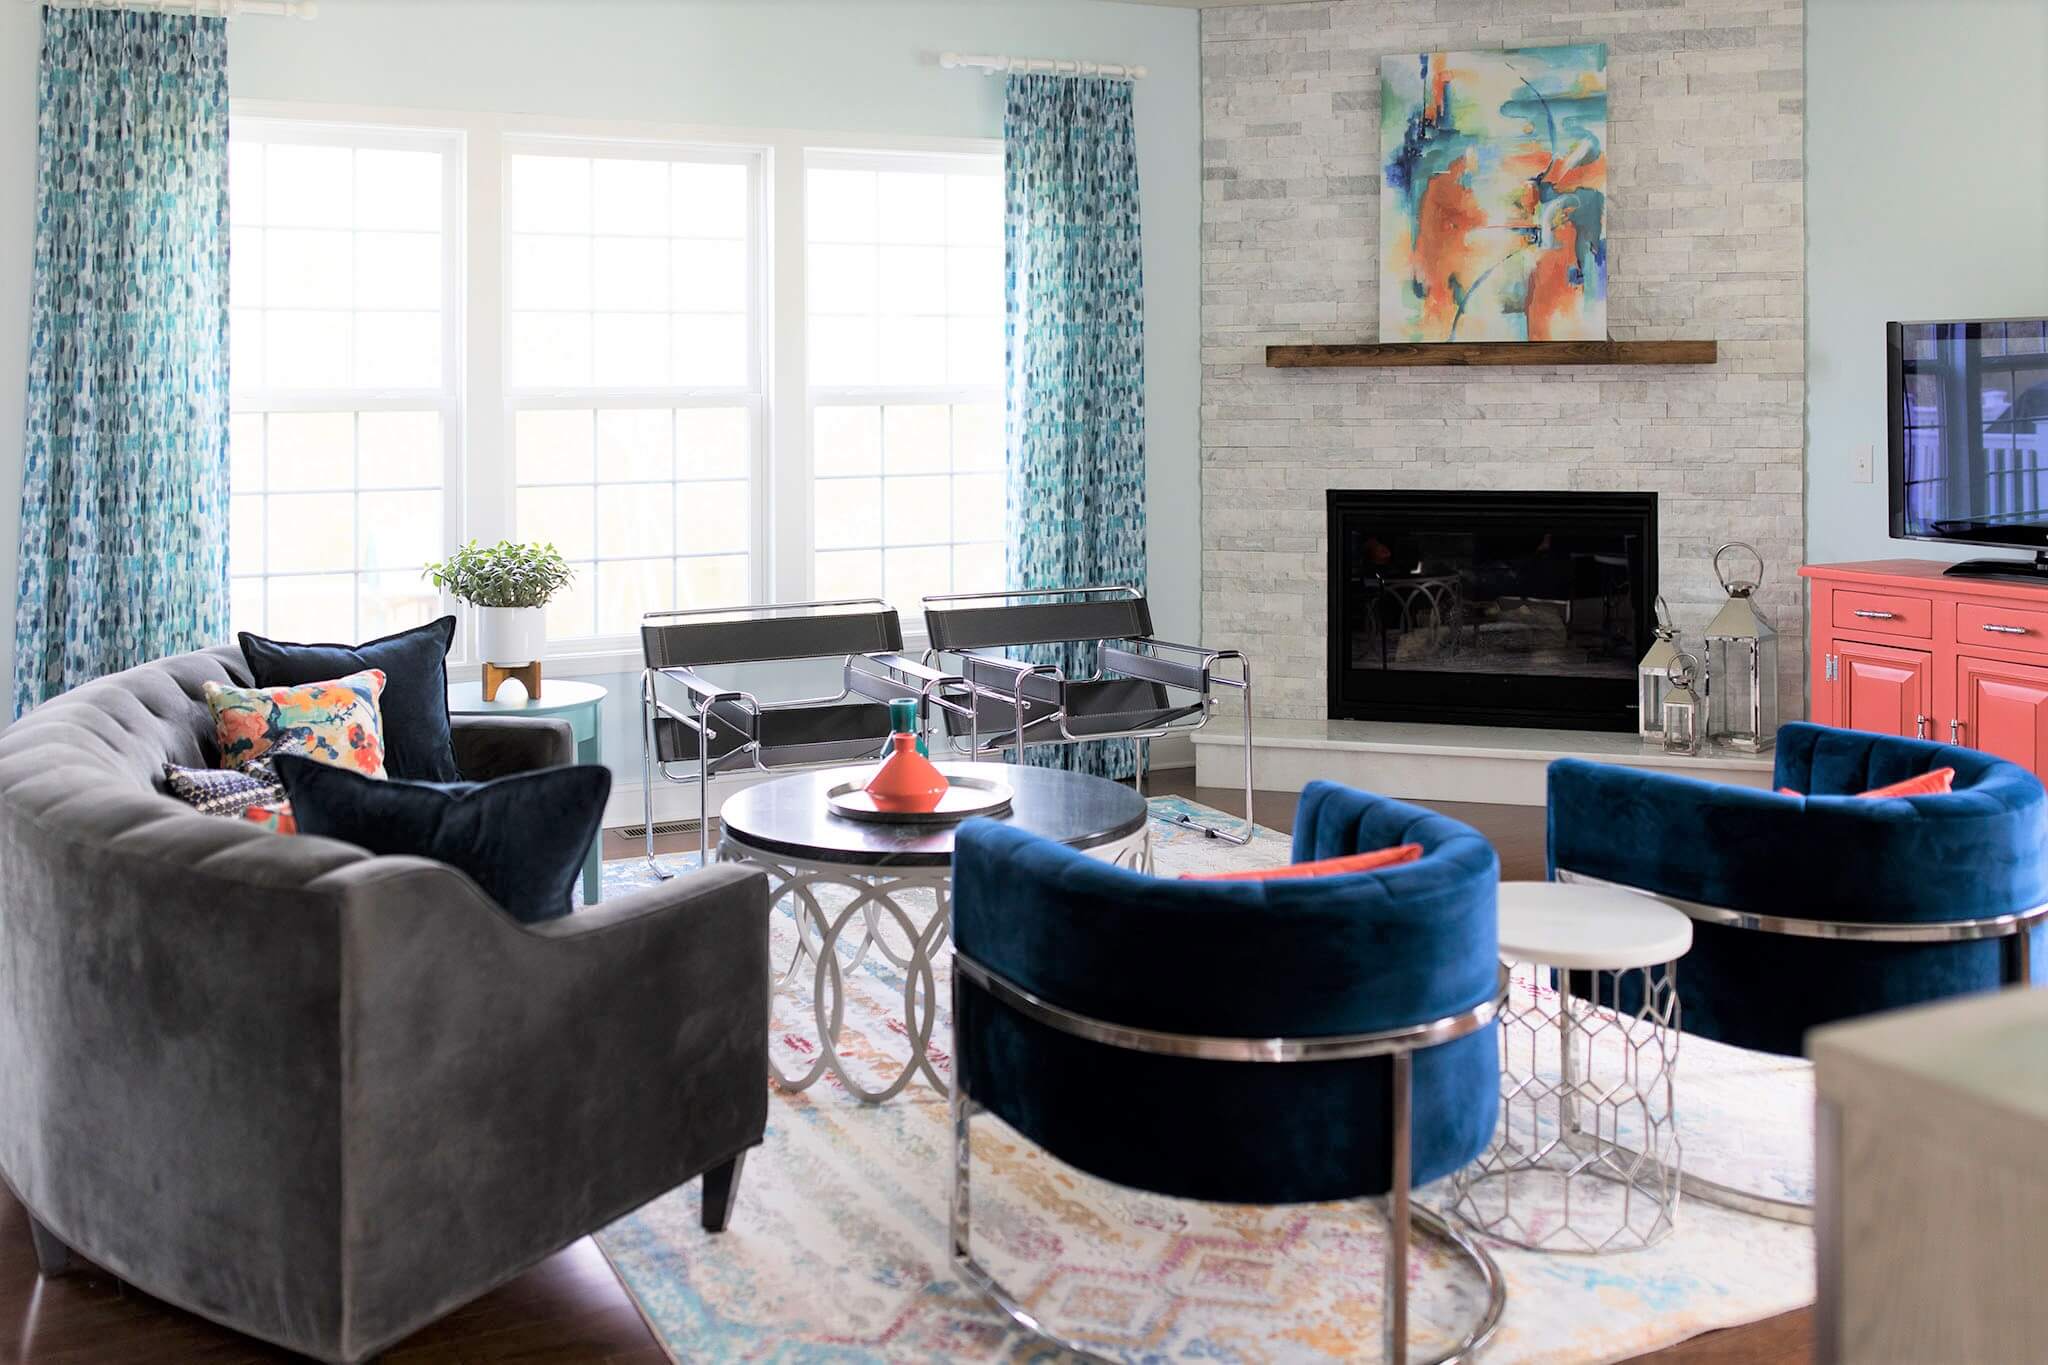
top-left (1637, 595), bottom-right (1682, 741)
top-left (1662, 652), bottom-right (1705, 756)
top-left (1704, 541), bottom-right (1778, 753)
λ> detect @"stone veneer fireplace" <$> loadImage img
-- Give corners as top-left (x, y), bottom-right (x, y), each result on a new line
top-left (1328, 491), bottom-right (1657, 732)
top-left (1197, 0), bottom-right (1806, 749)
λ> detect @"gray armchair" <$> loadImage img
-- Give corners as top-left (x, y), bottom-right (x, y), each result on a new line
top-left (0, 646), bottom-right (771, 1363)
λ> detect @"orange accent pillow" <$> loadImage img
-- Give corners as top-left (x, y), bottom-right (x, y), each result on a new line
top-left (1858, 767), bottom-right (1955, 799)
top-left (1183, 843), bottom-right (1423, 882)
top-left (242, 800), bottom-right (297, 835)
top-left (1778, 767), bottom-right (1957, 800)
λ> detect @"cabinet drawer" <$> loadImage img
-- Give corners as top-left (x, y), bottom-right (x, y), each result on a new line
top-left (1832, 589), bottom-right (1932, 639)
top-left (1957, 602), bottom-right (2048, 655)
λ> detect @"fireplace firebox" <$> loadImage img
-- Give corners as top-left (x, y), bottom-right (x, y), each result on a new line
top-left (1327, 490), bottom-right (1657, 732)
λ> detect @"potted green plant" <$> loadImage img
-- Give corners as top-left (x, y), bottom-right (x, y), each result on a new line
top-left (423, 540), bottom-right (575, 667)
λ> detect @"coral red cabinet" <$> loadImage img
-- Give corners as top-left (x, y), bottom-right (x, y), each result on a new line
top-left (1803, 559), bottom-right (2048, 784)
top-left (1957, 655), bottom-right (2048, 772)
top-left (1835, 640), bottom-right (1933, 740)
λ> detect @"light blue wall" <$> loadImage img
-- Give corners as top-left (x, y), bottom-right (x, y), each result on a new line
top-left (0, 0), bottom-right (1197, 794)
top-left (226, 0), bottom-right (1203, 659)
top-left (1804, 0), bottom-right (2048, 565)
top-left (224, 0), bottom-right (1200, 794)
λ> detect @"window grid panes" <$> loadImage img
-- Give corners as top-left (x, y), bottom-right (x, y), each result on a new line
top-left (228, 123), bottom-right (456, 643)
top-left (806, 153), bottom-right (1004, 617)
top-left (506, 151), bottom-right (755, 392)
top-left (811, 400), bottom-right (1005, 611)
top-left (513, 404), bottom-right (755, 639)
top-left (507, 143), bottom-right (764, 641)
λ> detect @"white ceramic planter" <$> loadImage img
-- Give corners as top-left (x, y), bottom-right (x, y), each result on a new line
top-left (476, 606), bottom-right (547, 666)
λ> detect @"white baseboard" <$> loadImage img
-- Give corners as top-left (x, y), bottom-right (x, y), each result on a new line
top-left (1146, 733), bottom-right (1196, 771)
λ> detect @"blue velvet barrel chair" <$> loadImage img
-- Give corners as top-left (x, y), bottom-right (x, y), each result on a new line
top-left (949, 782), bottom-right (1508, 1364)
top-left (1548, 719), bottom-right (2048, 1220)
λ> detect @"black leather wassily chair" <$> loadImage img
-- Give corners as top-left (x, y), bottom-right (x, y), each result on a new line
top-left (640, 598), bottom-right (970, 871)
top-left (920, 585), bottom-right (1255, 843)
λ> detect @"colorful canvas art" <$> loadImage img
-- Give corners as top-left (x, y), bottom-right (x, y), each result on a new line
top-left (1380, 44), bottom-right (1608, 343)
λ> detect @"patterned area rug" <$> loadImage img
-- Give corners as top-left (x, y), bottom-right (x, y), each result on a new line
top-left (595, 798), bottom-right (1815, 1363)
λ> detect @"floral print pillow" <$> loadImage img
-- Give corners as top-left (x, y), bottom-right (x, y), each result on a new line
top-left (203, 668), bottom-right (389, 779)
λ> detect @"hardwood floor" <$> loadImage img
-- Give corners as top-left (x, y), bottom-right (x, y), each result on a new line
top-left (0, 773), bottom-right (1809, 1364)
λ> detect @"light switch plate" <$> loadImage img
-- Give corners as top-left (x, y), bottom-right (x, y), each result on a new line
top-left (1852, 444), bottom-right (1873, 483)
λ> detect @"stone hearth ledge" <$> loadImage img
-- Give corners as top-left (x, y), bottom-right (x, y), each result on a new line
top-left (1193, 718), bottom-right (1774, 808)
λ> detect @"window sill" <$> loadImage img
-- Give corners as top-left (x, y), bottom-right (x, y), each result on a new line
top-left (446, 630), bottom-right (937, 684)
top-left (448, 647), bottom-right (644, 682)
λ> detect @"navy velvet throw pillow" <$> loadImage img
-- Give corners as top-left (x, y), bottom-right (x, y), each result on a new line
top-left (241, 617), bottom-right (462, 783)
top-left (274, 755), bottom-right (609, 924)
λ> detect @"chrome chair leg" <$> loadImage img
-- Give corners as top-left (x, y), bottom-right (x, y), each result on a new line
top-left (698, 723), bottom-right (713, 870)
top-left (641, 674), bottom-right (675, 880)
top-left (1164, 660), bottom-right (1257, 845)
top-left (1386, 1052), bottom-right (1413, 1365)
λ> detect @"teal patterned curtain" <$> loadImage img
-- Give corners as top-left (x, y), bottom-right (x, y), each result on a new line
top-left (1002, 74), bottom-right (1146, 779)
top-left (13, 6), bottom-right (231, 717)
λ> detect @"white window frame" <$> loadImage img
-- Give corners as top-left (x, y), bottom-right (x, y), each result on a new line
top-left (232, 101), bottom-right (1002, 675)
top-left (226, 113), bottom-right (468, 653)
top-left (802, 146), bottom-right (1008, 624)
top-left (498, 132), bottom-right (772, 646)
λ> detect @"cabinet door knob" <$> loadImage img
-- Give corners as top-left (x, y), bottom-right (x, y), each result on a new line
top-left (1951, 719), bottom-right (1963, 744)
top-left (1982, 623), bottom-right (2030, 635)
top-left (1853, 609), bottom-right (1897, 620)
top-left (1916, 715), bottom-right (1928, 738)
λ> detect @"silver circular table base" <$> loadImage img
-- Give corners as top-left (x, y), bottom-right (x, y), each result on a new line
top-left (722, 825), bottom-right (1152, 1105)
top-left (1448, 962), bottom-right (1684, 1254)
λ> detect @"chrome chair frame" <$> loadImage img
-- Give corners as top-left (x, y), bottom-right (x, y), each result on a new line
top-left (1556, 865), bottom-right (2048, 1225)
top-left (949, 955), bottom-right (1511, 1365)
top-left (640, 599), bottom-right (974, 873)
top-left (921, 585), bottom-right (1257, 844)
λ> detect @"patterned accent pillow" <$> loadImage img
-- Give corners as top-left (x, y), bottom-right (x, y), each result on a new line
top-left (163, 735), bottom-right (313, 816)
top-left (202, 668), bottom-right (389, 778)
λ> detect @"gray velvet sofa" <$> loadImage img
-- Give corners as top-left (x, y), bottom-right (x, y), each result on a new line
top-left (0, 646), bottom-right (770, 1362)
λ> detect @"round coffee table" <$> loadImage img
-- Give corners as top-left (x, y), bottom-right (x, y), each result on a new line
top-left (718, 761), bottom-right (1150, 1103)
top-left (1448, 880), bottom-right (1693, 1253)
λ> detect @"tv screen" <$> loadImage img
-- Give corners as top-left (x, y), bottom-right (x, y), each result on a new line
top-left (1890, 318), bottom-right (2048, 548)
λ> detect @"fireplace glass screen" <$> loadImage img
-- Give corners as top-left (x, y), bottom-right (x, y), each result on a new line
top-left (1328, 491), bottom-right (1657, 731)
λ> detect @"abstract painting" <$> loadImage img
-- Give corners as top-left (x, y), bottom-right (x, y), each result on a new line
top-left (1380, 44), bottom-right (1608, 343)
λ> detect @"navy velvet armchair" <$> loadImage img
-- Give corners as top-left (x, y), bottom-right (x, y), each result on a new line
top-left (950, 781), bottom-right (1506, 1364)
top-left (1549, 721), bottom-right (2046, 1066)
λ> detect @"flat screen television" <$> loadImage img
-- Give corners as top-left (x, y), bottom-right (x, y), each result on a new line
top-left (1889, 317), bottom-right (2048, 579)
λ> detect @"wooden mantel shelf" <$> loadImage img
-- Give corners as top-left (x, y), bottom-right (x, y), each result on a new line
top-left (1265, 339), bottom-right (1717, 368)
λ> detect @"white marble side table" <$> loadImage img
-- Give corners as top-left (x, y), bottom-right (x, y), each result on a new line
top-left (1448, 879), bottom-right (1694, 1253)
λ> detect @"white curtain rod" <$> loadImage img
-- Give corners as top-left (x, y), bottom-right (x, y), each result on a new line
top-left (940, 51), bottom-right (1147, 81)
top-left (27, 0), bottom-right (317, 18)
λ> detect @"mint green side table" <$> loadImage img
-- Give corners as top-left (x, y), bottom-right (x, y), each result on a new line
top-left (446, 679), bottom-right (608, 905)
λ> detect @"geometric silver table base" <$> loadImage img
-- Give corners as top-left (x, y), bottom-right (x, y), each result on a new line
top-left (1449, 963), bottom-right (1683, 1254)
top-left (724, 824), bottom-right (1151, 1105)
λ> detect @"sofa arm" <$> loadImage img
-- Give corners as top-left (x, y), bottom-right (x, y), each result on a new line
top-left (314, 856), bottom-right (771, 1354)
top-left (451, 714), bottom-right (574, 780)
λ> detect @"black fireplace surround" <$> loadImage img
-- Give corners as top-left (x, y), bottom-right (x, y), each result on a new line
top-left (1327, 490), bottom-right (1657, 732)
